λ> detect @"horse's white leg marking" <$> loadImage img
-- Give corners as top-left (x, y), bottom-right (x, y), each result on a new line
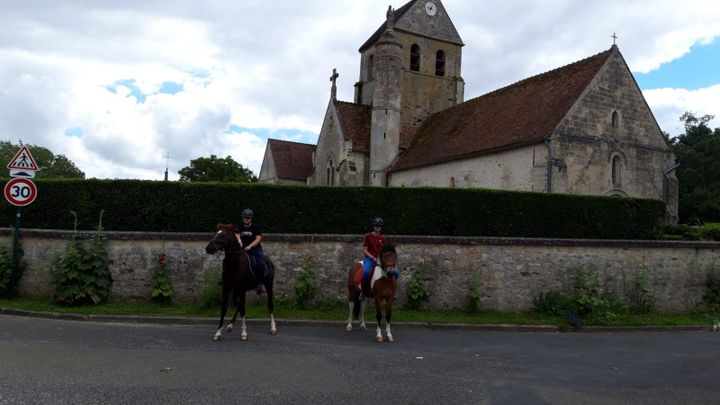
top-left (240, 316), bottom-right (248, 341)
top-left (346, 301), bottom-right (354, 332)
top-left (376, 324), bottom-right (383, 342)
top-left (213, 328), bottom-right (222, 341)
top-left (386, 323), bottom-right (394, 342)
top-left (359, 300), bottom-right (367, 330)
top-left (270, 314), bottom-right (277, 336)
top-left (225, 322), bottom-right (233, 333)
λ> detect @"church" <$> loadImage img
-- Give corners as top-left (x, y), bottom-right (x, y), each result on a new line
top-left (258, 0), bottom-right (678, 218)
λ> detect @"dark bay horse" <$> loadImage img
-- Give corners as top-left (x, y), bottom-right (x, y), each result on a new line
top-left (346, 245), bottom-right (398, 342)
top-left (206, 224), bottom-right (276, 341)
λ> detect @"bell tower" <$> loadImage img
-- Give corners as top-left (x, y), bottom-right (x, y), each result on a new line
top-left (369, 7), bottom-right (403, 186)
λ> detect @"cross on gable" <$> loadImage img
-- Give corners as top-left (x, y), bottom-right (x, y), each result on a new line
top-left (329, 68), bottom-right (339, 100)
top-left (612, 32), bottom-right (618, 45)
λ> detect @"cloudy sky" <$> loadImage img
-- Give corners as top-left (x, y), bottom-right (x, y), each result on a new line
top-left (1, 0), bottom-right (719, 180)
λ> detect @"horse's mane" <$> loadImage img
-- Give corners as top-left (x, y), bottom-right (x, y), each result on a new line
top-left (216, 223), bottom-right (236, 232)
top-left (381, 244), bottom-right (396, 254)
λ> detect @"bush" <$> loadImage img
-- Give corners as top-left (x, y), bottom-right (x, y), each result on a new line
top-left (466, 266), bottom-right (483, 313)
top-left (407, 264), bottom-right (430, 309)
top-left (627, 271), bottom-right (655, 315)
top-left (0, 230), bottom-right (25, 298)
top-left (703, 267), bottom-right (720, 313)
top-left (663, 223), bottom-right (720, 241)
top-left (150, 253), bottom-right (173, 304)
top-left (0, 243), bottom-right (13, 297)
top-left (571, 267), bottom-right (625, 319)
top-left (0, 179), bottom-right (666, 239)
top-left (294, 256), bottom-right (317, 309)
top-left (50, 211), bottom-right (112, 306)
top-left (532, 291), bottom-right (571, 316)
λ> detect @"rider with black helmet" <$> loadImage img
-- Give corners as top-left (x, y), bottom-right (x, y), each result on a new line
top-left (238, 208), bottom-right (266, 294)
top-left (361, 217), bottom-right (398, 293)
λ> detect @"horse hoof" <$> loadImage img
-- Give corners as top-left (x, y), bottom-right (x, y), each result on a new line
top-left (212, 335), bottom-right (221, 342)
top-left (271, 329), bottom-right (278, 336)
top-left (376, 336), bottom-right (383, 342)
top-left (360, 324), bottom-right (367, 331)
top-left (387, 335), bottom-right (394, 342)
top-left (346, 324), bottom-right (352, 332)
top-left (240, 335), bottom-right (248, 341)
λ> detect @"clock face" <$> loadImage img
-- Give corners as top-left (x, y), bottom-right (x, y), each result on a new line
top-left (425, 1), bottom-right (437, 16)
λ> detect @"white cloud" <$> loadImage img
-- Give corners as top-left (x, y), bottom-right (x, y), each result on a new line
top-left (0, 0), bottom-right (719, 179)
top-left (643, 85), bottom-right (720, 136)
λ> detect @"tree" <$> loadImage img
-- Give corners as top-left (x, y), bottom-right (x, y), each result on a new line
top-left (0, 141), bottom-right (85, 179)
top-left (178, 155), bottom-right (257, 183)
top-left (670, 112), bottom-right (720, 223)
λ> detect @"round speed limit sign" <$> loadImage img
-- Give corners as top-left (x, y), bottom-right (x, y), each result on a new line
top-left (4, 178), bottom-right (38, 206)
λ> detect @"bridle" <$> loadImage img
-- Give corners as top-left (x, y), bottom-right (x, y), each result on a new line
top-left (210, 229), bottom-right (244, 256)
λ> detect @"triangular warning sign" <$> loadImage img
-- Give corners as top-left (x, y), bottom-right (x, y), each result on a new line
top-left (7, 146), bottom-right (40, 171)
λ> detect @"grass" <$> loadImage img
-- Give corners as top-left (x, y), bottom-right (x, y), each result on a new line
top-left (0, 297), bottom-right (716, 328)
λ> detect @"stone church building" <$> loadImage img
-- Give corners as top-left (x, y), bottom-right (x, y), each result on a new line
top-left (258, 0), bottom-right (678, 218)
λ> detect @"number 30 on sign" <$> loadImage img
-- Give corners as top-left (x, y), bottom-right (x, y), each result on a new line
top-left (4, 177), bottom-right (38, 206)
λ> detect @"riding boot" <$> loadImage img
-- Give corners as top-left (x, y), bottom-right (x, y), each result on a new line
top-left (362, 277), bottom-right (371, 298)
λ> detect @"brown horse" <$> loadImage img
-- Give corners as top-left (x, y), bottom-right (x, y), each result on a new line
top-left (205, 224), bottom-right (277, 341)
top-left (346, 245), bottom-right (398, 342)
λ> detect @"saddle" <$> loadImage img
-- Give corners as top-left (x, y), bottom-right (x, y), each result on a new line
top-left (247, 254), bottom-right (269, 283)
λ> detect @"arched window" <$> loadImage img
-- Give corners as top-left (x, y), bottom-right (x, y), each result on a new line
top-left (435, 50), bottom-right (446, 76)
top-left (611, 111), bottom-right (619, 128)
top-left (612, 155), bottom-right (623, 187)
top-left (367, 55), bottom-right (374, 80)
top-left (326, 159), bottom-right (335, 186)
top-left (410, 44), bottom-right (421, 71)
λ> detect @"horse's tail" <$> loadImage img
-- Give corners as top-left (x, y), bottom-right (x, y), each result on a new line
top-left (353, 292), bottom-right (362, 319)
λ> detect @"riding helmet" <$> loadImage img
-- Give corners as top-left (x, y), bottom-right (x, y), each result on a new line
top-left (372, 217), bottom-right (384, 227)
top-left (242, 208), bottom-right (254, 218)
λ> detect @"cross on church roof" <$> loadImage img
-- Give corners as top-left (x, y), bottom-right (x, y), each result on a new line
top-left (329, 68), bottom-right (339, 100)
top-left (612, 32), bottom-right (618, 45)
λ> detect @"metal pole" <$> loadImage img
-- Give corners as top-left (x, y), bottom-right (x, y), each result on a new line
top-left (10, 206), bottom-right (21, 297)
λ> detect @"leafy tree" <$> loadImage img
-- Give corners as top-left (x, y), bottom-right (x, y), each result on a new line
top-left (0, 141), bottom-right (85, 179)
top-left (178, 155), bottom-right (257, 183)
top-left (670, 112), bottom-right (720, 223)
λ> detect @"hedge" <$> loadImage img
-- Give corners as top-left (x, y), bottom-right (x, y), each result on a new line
top-left (0, 179), bottom-right (667, 239)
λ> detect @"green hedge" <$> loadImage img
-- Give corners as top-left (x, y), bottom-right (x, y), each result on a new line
top-left (662, 223), bottom-right (720, 241)
top-left (0, 179), bottom-right (667, 239)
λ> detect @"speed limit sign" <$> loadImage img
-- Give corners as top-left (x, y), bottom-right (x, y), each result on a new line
top-left (4, 177), bottom-right (37, 206)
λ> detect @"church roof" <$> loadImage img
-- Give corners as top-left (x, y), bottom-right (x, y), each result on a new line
top-left (390, 47), bottom-right (615, 172)
top-left (266, 139), bottom-right (316, 180)
top-left (334, 100), bottom-right (372, 152)
top-left (359, 0), bottom-right (418, 52)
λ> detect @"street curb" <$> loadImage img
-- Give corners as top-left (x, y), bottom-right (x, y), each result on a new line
top-left (0, 307), bottom-right (713, 333)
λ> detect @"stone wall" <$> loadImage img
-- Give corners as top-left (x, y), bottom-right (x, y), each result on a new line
top-left (2, 228), bottom-right (718, 312)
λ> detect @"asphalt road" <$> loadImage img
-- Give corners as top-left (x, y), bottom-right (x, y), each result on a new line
top-left (0, 315), bottom-right (718, 404)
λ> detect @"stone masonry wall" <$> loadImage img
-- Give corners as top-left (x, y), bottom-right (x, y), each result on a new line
top-left (2, 229), bottom-right (718, 312)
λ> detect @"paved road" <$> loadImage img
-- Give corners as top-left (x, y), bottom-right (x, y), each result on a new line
top-left (0, 315), bottom-right (718, 404)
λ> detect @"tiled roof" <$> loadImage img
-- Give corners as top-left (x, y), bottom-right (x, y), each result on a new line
top-left (390, 48), bottom-right (615, 172)
top-left (267, 139), bottom-right (316, 180)
top-left (334, 100), bottom-right (372, 152)
top-left (359, 0), bottom-right (418, 52)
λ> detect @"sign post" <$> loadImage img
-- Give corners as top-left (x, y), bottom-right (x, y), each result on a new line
top-left (4, 146), bottom-right (40, 297)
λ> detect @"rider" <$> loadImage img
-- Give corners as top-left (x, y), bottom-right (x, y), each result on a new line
top-left (237, 208), bottom-right (266, 294)
top-left (362, 217), bottom-right (399, 294)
